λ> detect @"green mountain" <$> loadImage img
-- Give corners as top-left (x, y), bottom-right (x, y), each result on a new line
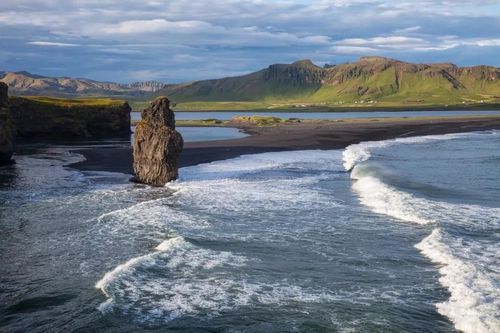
top-left (161, 57), bottom-right (500, 106)
top-left (161, 60), bottom-right (325, 101)
top-left (2, 57), bottom-right (499, 108)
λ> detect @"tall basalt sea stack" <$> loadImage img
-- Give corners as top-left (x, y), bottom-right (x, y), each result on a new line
top-left (133, 97), bottom-right (183, 186)
top-left (0, 82), bottom-right (15, 164)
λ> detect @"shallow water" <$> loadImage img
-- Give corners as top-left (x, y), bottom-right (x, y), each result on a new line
top-left (0, 131), bottom-right (498, 332)
top-left (177, 126), bottom-right (248, 142)
top-left (131, 110), bottom-right (500, 121)
top-left (131, 126), bottom-right (248, 143)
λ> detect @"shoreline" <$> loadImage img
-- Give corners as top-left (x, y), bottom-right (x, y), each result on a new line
top-left (70, 115), bottom-right (500, 175)
top-left (169, 103), bottom-right (500, 112)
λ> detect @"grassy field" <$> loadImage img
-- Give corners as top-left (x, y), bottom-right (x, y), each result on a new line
top-left (16, 93), bottom-right (500, 114)
top-left (129, 99), bottom-right (500, 112)
top-left (14, 96), bottom-right (125, 107)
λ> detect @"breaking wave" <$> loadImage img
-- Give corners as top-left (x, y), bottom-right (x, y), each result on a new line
top-left (344, 132), bottom-right (500, 333)
top-left (94, 150), bottom-right (346, 324)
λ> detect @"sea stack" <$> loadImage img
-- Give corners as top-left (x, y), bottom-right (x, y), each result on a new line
top-left (0, 82), bottom-right (15, 164)
top-left (133, 96), bottom-right (183, 185)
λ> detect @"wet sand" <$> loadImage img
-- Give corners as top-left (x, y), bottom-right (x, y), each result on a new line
top-left (70, 115), bottom-right (500, 175)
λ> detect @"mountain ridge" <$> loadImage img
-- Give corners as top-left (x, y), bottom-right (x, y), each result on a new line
top-left (0, 71), bottom-right (167, 97)
top-left (2, 57), bottom-right (499, 106)
top-left (158, 56), bottom-right (499, 105)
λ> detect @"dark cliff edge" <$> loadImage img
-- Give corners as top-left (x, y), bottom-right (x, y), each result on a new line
top-left (9, 97), bottom-right (131, 138)
top-left (0, 82), bottom-right (15, 164)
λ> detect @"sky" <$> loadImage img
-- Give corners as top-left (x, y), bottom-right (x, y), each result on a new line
top-left (0, 0), bottom-right (499, 83)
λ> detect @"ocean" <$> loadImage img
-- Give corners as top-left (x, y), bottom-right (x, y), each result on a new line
top-left (0, 131), bottom-right (498, 333)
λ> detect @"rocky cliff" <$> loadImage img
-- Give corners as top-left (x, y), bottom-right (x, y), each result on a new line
top-left (0, 82), bottom-right (15, 164)
top-left (133, 97), bottom-right (183, 185)
top-left (9, 97), bottom-right (131, 138)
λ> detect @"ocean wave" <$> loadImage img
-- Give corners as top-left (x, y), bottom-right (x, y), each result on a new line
top-left (344, 132), bottom-right (500, 333)
top-left (95, 236), bottom-right (247, 320)
top-left (180, 149), bottom-right (345, 181)
top-left (95, 235), bottom-right (340, 324)
top-left (350, 164), bottom-right (433, 224)
top-left (94, 149), bottom-right (348, 323)
top-left (342, 131), bottom-right (483, 172)
top-left (416, 229), bottom-right (500, 333)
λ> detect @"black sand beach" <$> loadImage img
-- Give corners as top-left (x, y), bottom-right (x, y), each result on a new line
top-left (71, 115), bottom-right (500, 175)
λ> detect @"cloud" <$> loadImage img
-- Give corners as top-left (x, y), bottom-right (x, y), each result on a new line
top-left (471, 39), bottom-right (500, 47)
top-left (28, 41), bottom-right (80, 47)
top-left (0, 0), bottom-right (498, 82)
top-left (394, 26), bottom-right (421, 34)
top-left (81, 18), bottom-right (331, 48)
top-left (332, 35), bottom-right (462, 54)
top-left (331, 46), bottom-right (378, 55)
top-left (95, 19), bottom-right (210, 35)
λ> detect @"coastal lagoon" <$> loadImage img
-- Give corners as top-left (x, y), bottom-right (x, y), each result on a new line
top-left (132, 110), bottom-right (500, 122)
top-left (0, 130), bottom-right (498, 332)
top-left (176, 127), bottom-right (247, 142)
top-left (132, 126), bottom-right (247, 143)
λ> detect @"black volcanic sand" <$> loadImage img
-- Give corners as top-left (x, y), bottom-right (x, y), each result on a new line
top-left (70, 116), bottom-right (500, 175)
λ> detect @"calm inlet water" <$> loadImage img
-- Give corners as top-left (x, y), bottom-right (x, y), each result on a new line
top-left (129, 126), bottom-right (247, 143)
top-left (170, 127), bottom-right (247, 142)
top-left (0, 131), bottom-right (498, 332)
top-left (131, 110), bottom-right (500, 121)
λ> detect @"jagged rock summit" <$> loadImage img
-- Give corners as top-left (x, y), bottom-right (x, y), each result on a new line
top-left (133, 96), bottom-right (183, 186)
top-left (0, 82), bottom-right (15, 164)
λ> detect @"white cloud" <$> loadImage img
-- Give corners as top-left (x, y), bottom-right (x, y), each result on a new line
top-left (394, 26), bottom-right (421, 33)
top-left (28, 41), bottom-right (79, 47)
top-left (96, 19), bottom-right (210, 35)
top-left (340, 36), bottom-right (427, 47)
top-left (472, 39), bottom-right (500, 47)
top-left (0, 0), bottom-right (498, 81)
top-left (80, 18), bottom-right (331, 48)
top-left (332, 35), bottom-right (463, 54)
top-left (331, 46), bottom-right (378, 54)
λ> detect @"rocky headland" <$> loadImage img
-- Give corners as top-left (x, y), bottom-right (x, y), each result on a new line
top-left (133, 96), bottom-right (183, 186)
top-left (0, 82), bottom-right (15, 164)
top-left (9, 97), bottom-right (131, 138)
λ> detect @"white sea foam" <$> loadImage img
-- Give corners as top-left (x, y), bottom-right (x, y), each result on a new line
top-left (96, 235), bottom-right (342, 323)
top-left (180, 149), bottom-right (344, 181)
top-left (416, 229), bottom-right (500, 333)
top-left (93, 140), bottom-right (500, 330)
top-left (344, 132), bottom-right (500, 333)
top-left (342, 131), bottom-right (474, 171)
top-left (96, 236), bottom-right (247, 317)
top-left (176, 150), bottom-right (345, 216)
top-left (343, 141), bottom-right (388, 171)
top-left (350, 165), bottom-right (433, 224)
top-left (94, 149), bottom-right (348, 322)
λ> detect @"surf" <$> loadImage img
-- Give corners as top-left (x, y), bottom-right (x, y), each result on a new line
top-left (344, 132), bottom-right (500, 333)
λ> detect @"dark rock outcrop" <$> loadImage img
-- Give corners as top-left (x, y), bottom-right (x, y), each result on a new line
top-left (0, 82), bottom-right (15, 164)
top-left (133, 97), bottom-right (183, 186)
top-left (9, 98), bottom-right (131, 138)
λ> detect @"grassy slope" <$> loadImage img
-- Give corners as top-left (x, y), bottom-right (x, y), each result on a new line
top-left (155, 59), bottom-right (499, 111)
top-left (62, 58), bottom-right (500, 112)
top-left (13, 96), bottom-right (125, 107)
top-left (5, 59), bottom-right (499, 112)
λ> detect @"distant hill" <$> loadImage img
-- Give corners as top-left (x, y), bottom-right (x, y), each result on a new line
top-left (160, 59), bottom-right (325, 101)
top-left (2, 57), bottom-right (499, 106)
top-left (159, 56), bottom-right (500, 105)
top-left (0, 71), bottom-right (167, 97)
